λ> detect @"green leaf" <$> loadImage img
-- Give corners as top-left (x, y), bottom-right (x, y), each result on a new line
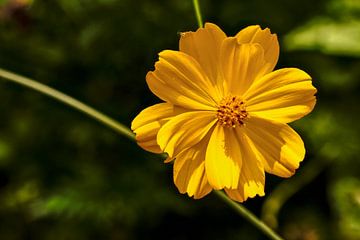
top-left (330, 177), bottom-right (360, 239)
top-left (284, 18), bottom-right (360, 57)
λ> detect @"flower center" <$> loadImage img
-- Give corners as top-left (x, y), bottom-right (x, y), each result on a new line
top-left (216, 96), bottom-right (248, 128)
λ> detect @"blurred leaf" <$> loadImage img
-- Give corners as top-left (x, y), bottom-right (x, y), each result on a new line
top-left (284, 18), bottom-right (360, 57)
top-left (328, 0), bottom-right (360, 17)
top-left (284, 0), bottom-right (360, 56)
top-left (0, 138), bottom-right (12, 166)
top-left (295, 109), bottom-right (360, 162)
top-left (3, 181), bottom-right (39, 207)
top-left (330, 177), bottom-right (360, 239)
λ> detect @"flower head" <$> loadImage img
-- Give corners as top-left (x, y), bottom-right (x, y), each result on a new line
top-left (131, 23), bottom-right (316, 202)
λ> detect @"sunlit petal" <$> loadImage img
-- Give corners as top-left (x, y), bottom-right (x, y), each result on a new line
top-left (205, 125), bottom-right (242, 190)
top-left (236, 25), bottom-right (279, 73)
top-left (244, 117), bottom-right (305, 177)
top-left (157, 111), bottom-right (217, 157)
top-left (146, 50), bottom-right (219, 110)
top-left (224, 129), bottom-right (265, 202)
top-left (245, 68), bottom-right (317, 123)
top-left (180, 22), bottom-right (226, 98)
top-left (131, 103), bottom-right (187, 153)
top-left (220, 39), bottom-right (268, 95)
top-left (174, 136), bottom-right (212, 199)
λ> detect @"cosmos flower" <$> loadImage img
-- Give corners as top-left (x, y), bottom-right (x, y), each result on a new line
top-left (131, 23), bottom-right (316, 202)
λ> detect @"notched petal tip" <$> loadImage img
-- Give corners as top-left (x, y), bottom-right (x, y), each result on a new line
top-left (178, 22), bottom-right (227, 96)
top-left (192, 190), bottom-right (213, 199)
top-left (145, 70), bottom-right (153, 82)
top-left (157, 49), bottom-right (180, 59)
top-left (225, 185), bottom-right (265, 203)
top-left (131, 103), bottom-right (188, 154)
top-left (179, 31), bottom-right (191, 38)
top-left (173, 139), bottom-right (213, 199)
top-left (245, 67), bottom-right (317, 123)
top-left (178, 23), bottom-right (220, 40)
top-left (236, 24), bottom-right (280, 72)
top-left (204, 22), bottom-right (218, 28)
top-left (146, 50), bottom-right (177, 71)
top-left (226, 36), bottom-right (263, 48)
top-left (220, 39), bottom-right (268, 95)
top-left (203, 22), bottom-right (224, 31)
top-left (244, 117), bottom-right (307, 178)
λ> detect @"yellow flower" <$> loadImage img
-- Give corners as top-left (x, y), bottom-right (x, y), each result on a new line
top-left (131, 23), bottom-right (317, 202)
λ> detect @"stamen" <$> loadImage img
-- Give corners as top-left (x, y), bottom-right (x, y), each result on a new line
top-left (216, 96), bottom-right (248, 128)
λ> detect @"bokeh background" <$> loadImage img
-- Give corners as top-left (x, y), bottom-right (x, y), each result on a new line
top-left (0, 0), bottom-right (359, 239)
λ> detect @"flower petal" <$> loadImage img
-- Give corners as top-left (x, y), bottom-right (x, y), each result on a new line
top-left (244, 117), bottom-right (305, 177)
top-left (131, 103), bottom-right (187, 153)
top-left (146, 50), bottom-right (219, 110)
top-left (245, 68), bottom-right (317, 123)
top-left (236, 25), bottom-right (279, 72)
top-left (180, 22), bottom-right (226, 97)
top-left (173, 136), bottom-right (212, 199)
top-left (157, 111), bottom-right (217, 157)
top-left (220, 40), bottom-right (268, 95)
top-left (224, 129), bottom-right (265, 202)
top-left (205, 125), bottom-right (242, 190)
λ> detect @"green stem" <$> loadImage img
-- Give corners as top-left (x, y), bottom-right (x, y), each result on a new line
top-left (0, 67), bottom-right (284, 239)
top-left (0, 68), bottom-right (135, 141)
top-left (214, 191), bottom-right (284, 240)
top-left (192, 0), bottom-right (203, 28)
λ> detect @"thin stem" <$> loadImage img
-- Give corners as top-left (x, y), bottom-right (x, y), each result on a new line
top-left (214, 191), bottom-right (285, 240)
top-left (0, 67), bottom-right (283, 239)
top-left (192, 0), bottom-right (203, 28)
top-left (0, 68), bottom-right (135, 141)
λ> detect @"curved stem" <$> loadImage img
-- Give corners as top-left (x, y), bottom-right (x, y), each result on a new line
top-left (0, 69), bottom-right (283, 239)
top-left (192, 0), bottom-right (203, 28)
top-left (0, 67), bottom-right (284, 239)
top-left (214, 191), bottom-right (284, 240)
top-left (0, 68), bottom-right (135, 141)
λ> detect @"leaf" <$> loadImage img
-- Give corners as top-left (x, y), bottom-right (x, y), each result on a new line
top-left (330, 177), bottom-right (360, 239)
top-left (284, 18), bottom-right (360, 57)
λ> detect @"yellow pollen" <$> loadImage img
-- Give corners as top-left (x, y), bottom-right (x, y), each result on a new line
top-left (216, 96), bottom-right (248, 128)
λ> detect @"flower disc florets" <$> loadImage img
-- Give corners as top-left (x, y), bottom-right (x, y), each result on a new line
top-left (217, 96), bottom-right (248, 128)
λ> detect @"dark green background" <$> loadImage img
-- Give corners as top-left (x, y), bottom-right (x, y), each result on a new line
top-left (0, 0), bottom-right (359, 239)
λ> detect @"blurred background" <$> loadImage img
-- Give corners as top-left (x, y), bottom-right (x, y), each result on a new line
top-left (0, 0), bottom-right (359, 239)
